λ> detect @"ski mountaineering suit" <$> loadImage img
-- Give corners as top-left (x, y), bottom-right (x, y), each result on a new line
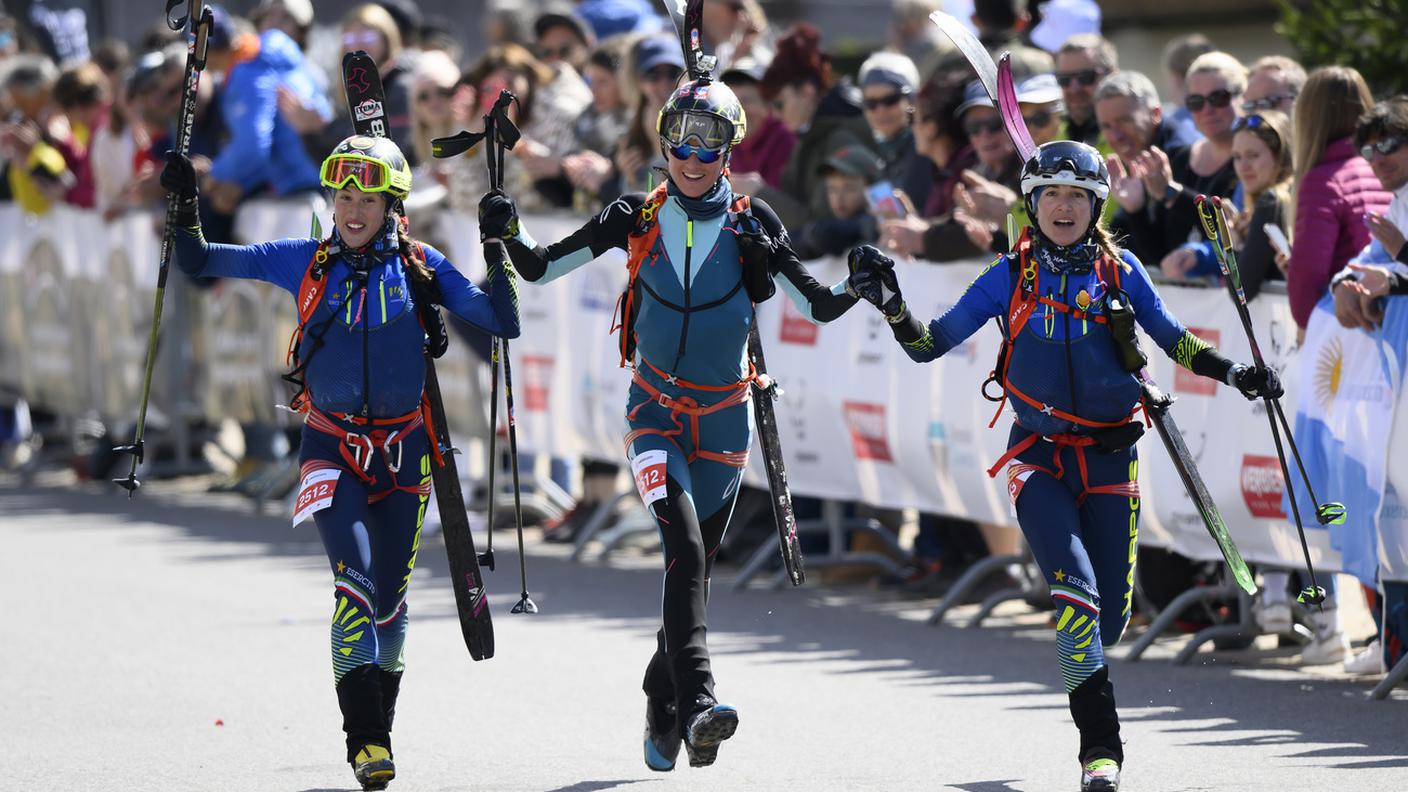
top-left (501, 177), bottom-right (858, 722)
top-left (172, 218), bottom-right (519, 757)
top-left (891, 229), bottom-right (1236, 765)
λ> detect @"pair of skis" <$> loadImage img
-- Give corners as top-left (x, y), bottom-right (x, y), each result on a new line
top-left (929, 12), bottom-right (1269, 593)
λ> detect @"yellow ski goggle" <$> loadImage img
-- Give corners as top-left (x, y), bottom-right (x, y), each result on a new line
top-left (319, 154), bottom-right (410, 197)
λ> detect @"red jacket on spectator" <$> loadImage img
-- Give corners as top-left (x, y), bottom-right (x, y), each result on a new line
top-left (1289, 137), bottom-right (1391, 327)
top-left (729, 114), bottom-right (796, 189)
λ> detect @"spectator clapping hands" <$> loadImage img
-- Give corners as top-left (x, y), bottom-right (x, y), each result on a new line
top-left (1366, 212), bottom-right (1405, 259)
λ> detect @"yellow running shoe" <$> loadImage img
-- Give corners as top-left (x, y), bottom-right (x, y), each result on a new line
top-left (353, 744), bottom-right (395, 791)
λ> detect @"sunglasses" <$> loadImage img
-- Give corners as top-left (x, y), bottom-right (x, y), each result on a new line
top-left (667, 142), bottom-right (724, 164)
top-left (1022, 109), bottom-right (1054, 128)
top-left (1232, 114), bottom-right (1267, 132)
top-left (862, 92), bottom-right (907, 111)
top-left (1185, 89), bottom-right (1238, 113)
top-left (342, 30), bottom-right (381, 48)
top-left (415, 86), bottom-right (454, 103)
top-left (1055, 69), bottom-right (1104, 89)
top-left (1360, 136), bottom-right (1404, 160)
top-left (964, 116), bottom-right (1004, 137)
top-left (538, 45), bottom-right (575, 61)
top-left (1242, 93), bottom-right (1295, 112)
top-left (644, 66), bottom-right (683, 83)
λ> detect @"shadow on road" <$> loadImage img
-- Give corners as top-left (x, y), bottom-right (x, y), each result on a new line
top-left (9, 480), bottom-right (1407, 784)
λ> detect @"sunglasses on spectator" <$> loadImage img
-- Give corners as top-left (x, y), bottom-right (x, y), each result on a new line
top-left (666, 141), bottom-right (725, 164)
top-left (538, 45), bottom-right (575, 61)
top-left (1232, 114), bottom-right (1267, 132)
top-left (343, 30), bottom-right (380, 48)
top-left (1022, 109), bottom-right (1054, 128)
top-left (1242, 93), bottom-right (1295, 112)
top-left (1361, 136), bottom-right (1404, 160)
top-left (644, 66), bottom-right (683, 83)
top-left (862, 92), bottom-right (908, 111)
top-left (1185, 89), bottom-right (1238, 113)
top-left (964, 116), bottom-right (1005, 137)
top-left (1055, 69), bottom-right (1105, 88)
top-left (415, 86), bottom-right (454, 103)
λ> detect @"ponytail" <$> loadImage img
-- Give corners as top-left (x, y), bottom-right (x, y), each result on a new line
top-left (393, 207), bottom-right (434, 283)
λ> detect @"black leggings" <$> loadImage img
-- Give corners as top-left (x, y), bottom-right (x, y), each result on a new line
top-left (641, 475), bottom-right (735, 724)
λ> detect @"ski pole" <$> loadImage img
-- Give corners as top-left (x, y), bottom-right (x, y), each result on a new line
top-left (482, 91), bottom-right (536, 613)
top-left (113, 0), bottom-right (214, 495)
top-left (1195, 194), bottom-right (1343, 605)
top-left (480, 335), bottom-right (499, 572)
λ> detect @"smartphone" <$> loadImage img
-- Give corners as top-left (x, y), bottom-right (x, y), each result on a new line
top-left (1263, 223), bottom-right (1291, 258)
top-left (866, 180), bottom-right (906, 218)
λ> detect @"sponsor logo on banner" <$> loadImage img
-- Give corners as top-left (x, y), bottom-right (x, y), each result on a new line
top-left (1240, 454), bottom-right (1286, 518)
top-left (857, 314), bottom-right (886, 364)
top-left (842, 401), bottom-right (892, 462)
top-left (779, 298), bottom-right (818, 345)
top-left (1175, 327), bottom-right (1219, 395)
top-left (578, 268), bottom-right (616, 312)
top-left (522, 355), bottom-right (554, 411)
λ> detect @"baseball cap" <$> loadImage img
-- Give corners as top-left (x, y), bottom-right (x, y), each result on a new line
top-left (1016, 73), bottom-right (1063, 105)
top-left (822, 145), bottom-right (883, 182)
top-left (636, 35), bottom-right (685, 75)
top-left (956, 80), bottom-right (994, 116)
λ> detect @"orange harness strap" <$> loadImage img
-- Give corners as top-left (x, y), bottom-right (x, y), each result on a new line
top-left (987, 430), bottom-right (1141, 505)
top-left (623, 357), bottom-right (756, 468)
top-left (304, 403), bottom-right (430, 500)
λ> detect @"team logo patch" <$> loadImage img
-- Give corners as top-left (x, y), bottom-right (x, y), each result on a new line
top-left (347, 134), bottom-right (376, 149)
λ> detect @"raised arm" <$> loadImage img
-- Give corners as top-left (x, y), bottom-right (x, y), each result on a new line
top-left (162, 152), bottom-right (309, 293)
top-left (480, 190), bottom-right (642, 283)
top-left (423, 245), bottom-right (520, 339)
top-left (874, 252), bottom-right (1010, 363)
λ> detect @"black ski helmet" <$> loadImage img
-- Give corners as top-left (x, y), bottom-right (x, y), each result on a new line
top-left (320, 134), bottom-right (413, 204)
top-left (1020, 140), bottom-right (1110, 238)
top-left (656, 79), bottom-right (747, 158)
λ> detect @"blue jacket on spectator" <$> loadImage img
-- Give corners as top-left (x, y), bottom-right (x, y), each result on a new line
top-left (209, 29), bottom-right (327, 195)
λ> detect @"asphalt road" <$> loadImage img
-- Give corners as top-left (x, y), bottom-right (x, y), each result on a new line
top-left (5, 476), bottom-right (1407, 792)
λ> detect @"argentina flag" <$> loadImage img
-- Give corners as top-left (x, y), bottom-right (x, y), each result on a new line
top-left (1286, 294), bottom-right (1408, 585)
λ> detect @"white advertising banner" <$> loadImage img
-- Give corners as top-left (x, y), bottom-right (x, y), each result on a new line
top-left (7, 202), bottom-right (1406, 580)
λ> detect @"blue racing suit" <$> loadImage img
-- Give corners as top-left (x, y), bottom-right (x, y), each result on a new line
top-left (502, 178), bottom-right (858, 725)
top-left (890, 232), bottom-right (1236, 764)
top-left (173, 217), bottom-right (518, 758)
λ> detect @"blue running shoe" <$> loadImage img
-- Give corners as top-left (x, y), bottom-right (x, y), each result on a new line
top-left (643, 697), bottom-right (680, 772)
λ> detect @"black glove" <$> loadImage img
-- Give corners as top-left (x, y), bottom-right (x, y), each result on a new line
top-left (846, 244), bottom-right (906, 320)
top-left (160, 151), bottom-right (199, 202)
top-left (478, 190), bottom-right (519, 241)
top-left (1230, 364), bottom-right (1283, 400)
top-left (736, 213), bottom-right (776, 302)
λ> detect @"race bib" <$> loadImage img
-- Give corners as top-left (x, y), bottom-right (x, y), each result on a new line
top-left (293, 468), bottom-right (341, 527)
top-left (1005, 463), bottom-right (1043, 511)
top-left (630, 449), bottom-right (669, 506)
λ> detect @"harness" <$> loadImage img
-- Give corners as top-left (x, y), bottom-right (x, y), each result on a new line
top-left (611, 183), bottom-right (754, 368)
top-left (283, 238), bottom-right (451, 491)
top-left (983, 227), bottom-right (1144, 502)
top-left (613, 183), bottom-right (757, 469)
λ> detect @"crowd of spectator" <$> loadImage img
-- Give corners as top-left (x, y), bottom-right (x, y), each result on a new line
top-left (3, 0), bottom-right (1407, 679)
